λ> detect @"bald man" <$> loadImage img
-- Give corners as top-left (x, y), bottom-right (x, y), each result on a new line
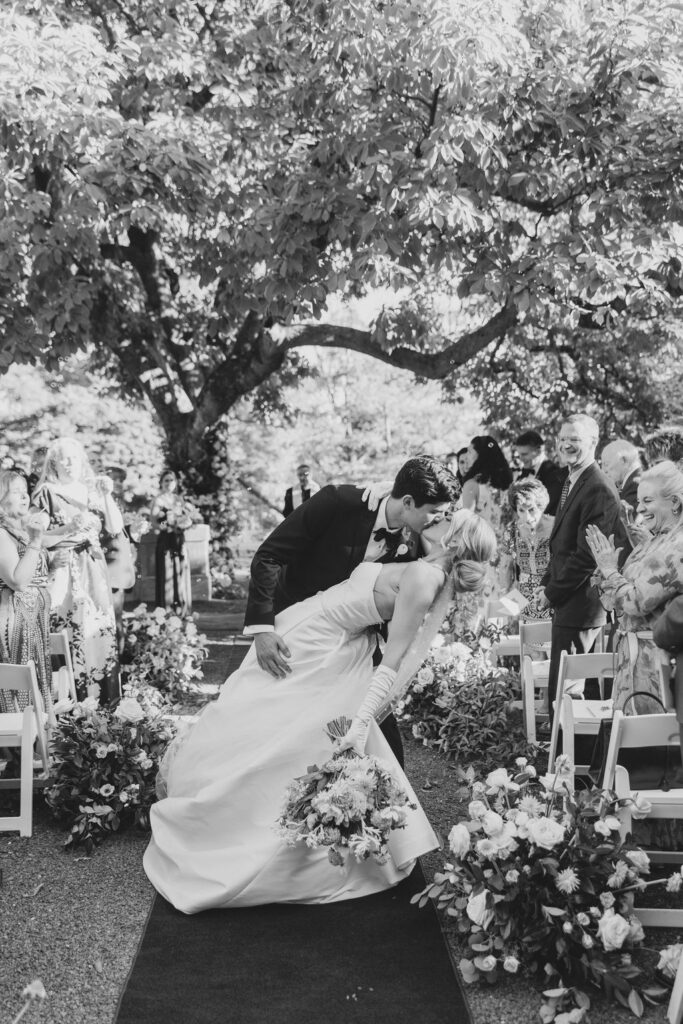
top-left (600, 440), bottom-right (642, 511)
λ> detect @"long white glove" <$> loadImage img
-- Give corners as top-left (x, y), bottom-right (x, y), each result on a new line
top-left (337, 666), bottom-right (397, 754)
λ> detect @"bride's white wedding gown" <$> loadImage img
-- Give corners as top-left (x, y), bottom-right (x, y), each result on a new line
top-left (144, 562), bottom-right (439, 913)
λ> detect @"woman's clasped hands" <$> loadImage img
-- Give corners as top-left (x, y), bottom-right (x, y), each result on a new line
top-left (586, 524), bottom-right (622, 576)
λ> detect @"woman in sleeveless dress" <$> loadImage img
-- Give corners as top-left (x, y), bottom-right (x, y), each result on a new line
top-left (31, 438), bottom-right (123, 703)
top-left (144, 509), bottom-right (497, 913)
top-left (0, 470), bottom-right (54, 714)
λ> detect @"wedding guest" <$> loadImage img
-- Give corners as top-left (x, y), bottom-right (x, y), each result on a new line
top-left (453, 447), bottom-right (469, 489)
top-left (600, 438), bottom-right (643, 564)
top-left (600, 439), bottom-right (642, 512)
top-left (538, 414), bottom-right (621, 727)
top-left (461, 435), bottom-right (514, 597)
top-left (32, 438), bottom-right (122, 703)
top-left (586, 460), bottom-right (683, 714)
top-left (0, 470), bottom-right (53, 713)
top-left (283, 462), bottom-right (320, 518)
top-left (644, 428), bottom-right (683, 469)
top-left (26, 444), bottom-right (49, 495)
top-left (506, 477), bottom-right (553, 621)
top-left (101, 465), bottom-right (136, 654)
top-left (514, 429), bottom-right (566, 514)
top-left (653, 594), bottom-right (683, 750)
top-left (150, 470), bottom-right (193, 614)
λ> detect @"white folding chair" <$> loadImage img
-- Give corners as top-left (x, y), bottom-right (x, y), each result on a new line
top-left (547, 652), bottom-right (615, 771)
top-left (668, 946), bottom-right (683, 1024)
top-left (518, 621), bottom-right (552, 742)
top-left (0, 661), bottom-right (51, 837)
top-left (602, 711), bottom-right (683, 924)
top-left (49, 630), bottom-right (78, 704)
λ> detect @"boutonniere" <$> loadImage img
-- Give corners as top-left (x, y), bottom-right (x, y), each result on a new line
top-left (396, 543), bottom-right (409, 556)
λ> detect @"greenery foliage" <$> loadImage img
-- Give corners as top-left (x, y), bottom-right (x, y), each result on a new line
top-left (398, 623), bottom-right (537, 771)
top-left (1, 0), bottom-right (681, 478)
top-left (44, 688), bottom-right (176, 852)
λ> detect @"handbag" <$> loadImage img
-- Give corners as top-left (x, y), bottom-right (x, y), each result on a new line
top-left (588, 690), bottom-right (683, 791)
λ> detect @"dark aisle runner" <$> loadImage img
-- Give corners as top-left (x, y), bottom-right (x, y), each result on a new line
top-left (115, 863), bottom-right (472, 1024)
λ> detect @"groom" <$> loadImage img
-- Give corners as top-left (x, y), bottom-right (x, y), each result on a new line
top-left (243, 456), bottom-right (458, 765)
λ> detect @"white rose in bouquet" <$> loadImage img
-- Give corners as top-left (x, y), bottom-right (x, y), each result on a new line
top-left (448, 823), bottom-right (471, 858)
top-left (114, 697), bottom-right (146, 723)
top-left (466, 890), bottom-right (493, 929)
top-left (527, 816), bottom-right (565, 850)
top-left (596, 909), bottom-right (631, 952)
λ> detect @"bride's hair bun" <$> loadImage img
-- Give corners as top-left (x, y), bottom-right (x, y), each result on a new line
top-left (443, 508), bottom-right (497, 564)
top-left (452, 559), bottom-right (489, 594)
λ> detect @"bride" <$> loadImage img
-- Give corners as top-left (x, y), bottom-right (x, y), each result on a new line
top-left (144, 508), bottom-right (496, 913)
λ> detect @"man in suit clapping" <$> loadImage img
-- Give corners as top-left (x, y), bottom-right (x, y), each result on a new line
top-left (535, 414), bottom-right (621, 727)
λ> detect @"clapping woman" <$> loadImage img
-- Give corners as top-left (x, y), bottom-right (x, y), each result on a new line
top-left (32, 438), bottom-right (123, 703)
top-left (586, 460), bottom-right (683, 714)
top-left (0, 470), bottom-right (53, 713)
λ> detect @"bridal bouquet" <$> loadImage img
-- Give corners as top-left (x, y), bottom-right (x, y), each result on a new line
top-left (276, 717), bottom-right (416, 866)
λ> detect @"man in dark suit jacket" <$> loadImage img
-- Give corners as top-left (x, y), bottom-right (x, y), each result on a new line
top-left (244, 456), bottom-right (458, 765)
top-left (537, 415), bottom-right (621, 725)
top-left (282, 462), bottom-right (320, 517)
top-left (514, 429), bottom-right (566, 514)
top-left (653, 596), bottom-right (683, 749)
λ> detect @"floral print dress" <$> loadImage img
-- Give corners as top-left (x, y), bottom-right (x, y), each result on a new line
top-left (595, 525), bottom-right (683, 714)
top-left (0, 526), bottom-right (52, 714)
top-left (32, 486), bottom-right (119, 703)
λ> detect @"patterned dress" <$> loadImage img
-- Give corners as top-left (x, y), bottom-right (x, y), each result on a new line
top-left (595, 524), bottom-right (683, 714)
top-left (0, 525), bottom-right (52, 714)
top-left (511, 520), bottom-right (552, 622)
top-left (32, 486), bottom-right (119, 703)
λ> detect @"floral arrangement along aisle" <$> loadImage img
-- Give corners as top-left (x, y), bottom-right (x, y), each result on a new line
top-left (398, 623), bottom-right (536, 771)
top-left (120, 604), bottom-right (208, 700)
top-left (416, 757), bottom-right (676, 1021)
top-left (45, 687), bottom-right (177, 852)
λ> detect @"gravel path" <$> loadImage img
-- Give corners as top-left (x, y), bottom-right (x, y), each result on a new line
top-left (0, 626), bottom-right (678, 1024)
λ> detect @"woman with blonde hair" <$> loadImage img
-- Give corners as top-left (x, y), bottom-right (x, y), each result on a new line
top-left (31, 438), bottom-right (123, 703)
top-left (587, 460), bottom-right (683, 714)
top-left (145, 508), bottom-right (496, 913)
top-left (0, 470), bottom-right (54, 713)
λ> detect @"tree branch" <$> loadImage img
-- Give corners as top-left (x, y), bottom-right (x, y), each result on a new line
top-left (277, 301), bottom-right (518, 379)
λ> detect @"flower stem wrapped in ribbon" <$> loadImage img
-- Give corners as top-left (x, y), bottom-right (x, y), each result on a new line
top-left (276, 717), bottom-right (416, 866)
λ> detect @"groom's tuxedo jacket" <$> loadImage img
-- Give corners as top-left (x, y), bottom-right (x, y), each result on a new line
top-left (244, 485), bottom-right (420, 629)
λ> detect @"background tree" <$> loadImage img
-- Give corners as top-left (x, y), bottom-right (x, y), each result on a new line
top-left (1, 0), bottom-right (681, 492)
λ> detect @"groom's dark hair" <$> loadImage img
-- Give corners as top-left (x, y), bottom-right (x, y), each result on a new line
top-left (391, 456), bottom-right (458, 507)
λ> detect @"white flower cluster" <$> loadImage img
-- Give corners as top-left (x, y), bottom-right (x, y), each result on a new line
top-left (277, 751), bottom-right (415, 865)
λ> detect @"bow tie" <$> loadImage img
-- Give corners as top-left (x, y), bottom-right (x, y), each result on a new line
top-left (373, 527), bottom-right (402, 545)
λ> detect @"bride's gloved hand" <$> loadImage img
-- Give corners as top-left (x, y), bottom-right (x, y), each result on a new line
top-left (361, 480), bottom-right (393, 513)
top-left (337, 666), bottom-right (397, 755)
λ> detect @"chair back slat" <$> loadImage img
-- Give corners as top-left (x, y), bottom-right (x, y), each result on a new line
top-left (0, 664), bottom-right (32, 693)
top-left (559, 652), bottom-right (614, 680)
top-left (519, 620), bottom-right (552, 648)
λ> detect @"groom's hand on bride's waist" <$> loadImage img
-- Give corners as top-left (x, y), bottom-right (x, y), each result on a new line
top-left (254, 632), bottom-right (292, 678)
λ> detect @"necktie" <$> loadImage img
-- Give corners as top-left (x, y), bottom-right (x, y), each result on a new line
top-left (558, 476), bottom-right (571, 510)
